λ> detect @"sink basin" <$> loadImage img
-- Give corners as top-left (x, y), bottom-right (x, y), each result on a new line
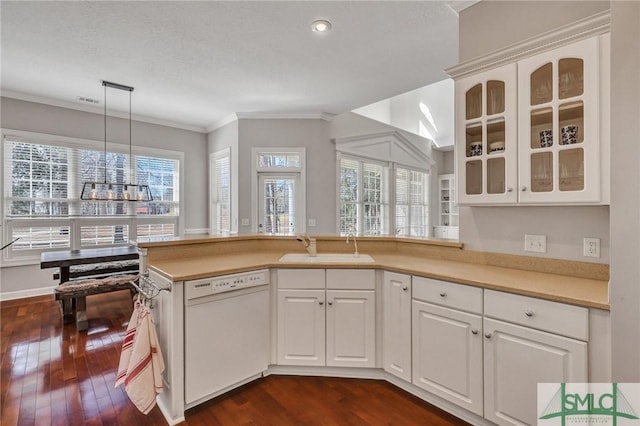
top-left (279, 253), bottom-right (375, 263)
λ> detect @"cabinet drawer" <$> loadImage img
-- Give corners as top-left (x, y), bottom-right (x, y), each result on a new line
top-left (484, 290), bottom-right (588, 341)
top-left (277, 269), bottom-right (325, 289)
top-left (412, 276), bottom-right (482, 314)
top-left (326, 269), bottom-right (375, 290)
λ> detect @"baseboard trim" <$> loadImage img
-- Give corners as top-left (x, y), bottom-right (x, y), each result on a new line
top-left (184, 228), bottom-right (209, 236)
top-left (0, 285), bottom-right (56, 302)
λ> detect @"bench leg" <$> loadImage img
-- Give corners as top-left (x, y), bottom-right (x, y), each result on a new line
top-left (60, 299), bottom-right (74, 324)
top-left (75, 296), bottom-right (88, 331)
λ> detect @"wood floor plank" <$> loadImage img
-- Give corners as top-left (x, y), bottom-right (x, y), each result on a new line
top-left (2, 290), bottom-right (470, 426)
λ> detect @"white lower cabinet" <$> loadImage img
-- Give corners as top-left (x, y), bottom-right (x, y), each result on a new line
top-left (411, 277), bottom-right (484, 416)
top-left (382, 272), bottom-right (412, 382)
top-left (326, 289), bottom-right (375, 367)
top-left (276, 269), bottom-right (595, 426)
top-left (483, 290), bottom-right (588, 426)
top-left (276, 269), bottom-right (375, 368)
top-left (277, 288), bottom-right (326, 366)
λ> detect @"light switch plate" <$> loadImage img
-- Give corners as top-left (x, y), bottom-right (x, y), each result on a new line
top-left (241, 218), bottom-right (250, 226)
top-left (308, 218), bottom-right (317, 227)
top-left (583, 237), bottom-right (600, 258)
top-left (524, 234), bottom-right (547, 253)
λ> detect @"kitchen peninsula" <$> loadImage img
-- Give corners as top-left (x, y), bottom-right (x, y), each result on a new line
top-left (135, 235), bottom-right (610, 426)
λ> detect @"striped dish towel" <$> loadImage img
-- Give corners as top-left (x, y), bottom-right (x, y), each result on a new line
top-left (123, 304), bottom-right (165, 414)
top-left (115, 300), bottom-right (141, 388)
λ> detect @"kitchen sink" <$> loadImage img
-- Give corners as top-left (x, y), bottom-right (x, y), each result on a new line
top-left (278, 253), bottom-right (375, 263)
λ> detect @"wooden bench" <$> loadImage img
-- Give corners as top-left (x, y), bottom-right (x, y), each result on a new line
top-left (54, 259), bottom-right (139, 331)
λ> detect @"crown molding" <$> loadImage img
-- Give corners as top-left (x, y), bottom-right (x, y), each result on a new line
top-left (447, 0), bottom-right (481, 14)
top-left (206, 111), bottom-right (336, 133)
top-left (1, 90), bottom-right (207, 133)
top-left (206, 113), bottom-right (239, 133)
top-left (235, 112), bottom-right (335, 121)
top-left (446, 10), bottom-right (610, 79)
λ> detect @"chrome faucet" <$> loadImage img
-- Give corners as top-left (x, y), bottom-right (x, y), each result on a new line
top-left (345, 231), bottom-right (359, 258)
top-left (296, 234), bottom-right (317, 257)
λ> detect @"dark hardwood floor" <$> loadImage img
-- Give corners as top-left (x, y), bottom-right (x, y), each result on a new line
top-left (1, 290), bottom-right (469, 426)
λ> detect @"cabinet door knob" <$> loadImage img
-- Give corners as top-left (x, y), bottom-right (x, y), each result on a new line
top-left (484, 332), bottom-right (492, 339)
top-left (402, 286), bottom-right (409, 292)
top-left (319, 301), bottom-right (324, 306)
top-left (525, 310), bottom-right (534, 317)
top-left (439, 292), bottom-right (446, 297)
top-left (471, 329), bottom-right (479, 335)
top-left (521, 186), bottom-right (528, 192)
top-left (328, 301), bottom-right (333, 306)
top-left (506, 186), bottom-right (513, 193)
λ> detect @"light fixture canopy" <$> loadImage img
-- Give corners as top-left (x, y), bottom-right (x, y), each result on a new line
top-left (80, 80), bottom-right (153, 202)
top-left (311, 19), bottom-right (332, 33)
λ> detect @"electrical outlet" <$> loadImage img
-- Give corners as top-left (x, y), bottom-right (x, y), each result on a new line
top-left (241, 218), bottom-right (249, 226)
top-left (583, 237), bottom-right (601, 258)
top-left (308, 218), bottom-right (317, 227)
top-left (524, 234), bottom-right (547, 253)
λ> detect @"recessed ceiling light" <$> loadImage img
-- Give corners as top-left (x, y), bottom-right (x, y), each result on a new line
top-left (311, 20), bottom-right (332, 33)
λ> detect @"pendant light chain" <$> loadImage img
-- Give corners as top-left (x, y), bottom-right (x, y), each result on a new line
top-left (104, 82), bottom-right (108, 184)
top-left (80, 80), bottom-right (152, 201)
top-left (129, 89), bottom-right (133, 185)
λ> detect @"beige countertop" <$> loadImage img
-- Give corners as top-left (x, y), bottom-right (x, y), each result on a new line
top-left (147, 250), bottom-right (609, 310)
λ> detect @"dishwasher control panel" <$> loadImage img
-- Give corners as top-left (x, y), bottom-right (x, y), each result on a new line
top-left (185, 269), bottom-right (269, 301)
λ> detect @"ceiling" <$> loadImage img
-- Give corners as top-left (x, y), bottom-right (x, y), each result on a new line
top-left (0, 1), bottom-right (459, 133)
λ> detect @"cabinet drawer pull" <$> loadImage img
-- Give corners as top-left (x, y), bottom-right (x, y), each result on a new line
top-left (521, 186), bottom-right (528, 192)
top-left (484, 332), bottom-right (492, 339)
top-left (319, 301), bottom-right (324, 306)
top-left (471, 329), bottom-right (479, 335)
top-left (402, 286), bottom-right (408, 292)
top-left (525, 310), bottom-right (534, 317)
top-left (439, 292), bottom-right (446, 297)
top-left (328, 301), bottom-right (333, 306)
top-left (506, 186), bottom-right (513, 193)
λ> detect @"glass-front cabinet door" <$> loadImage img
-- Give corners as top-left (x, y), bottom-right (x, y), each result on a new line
top-left (517, 36), bottom-right (600, 203)
top-left (456, 63), bottom-right (517, 204)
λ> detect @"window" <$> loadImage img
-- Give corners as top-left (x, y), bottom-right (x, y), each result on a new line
top-left (395, 167), bottom-right (429, 237)
top-left (338, 156), bottom-right (430, 237)
top-left (252, 148), bottom-right (305, 235)
top-left (3, 132), bottom-right (181, 259)
top-left (339, 157), bottom-right (388, 236)
top-left (259, 175), bottom-right (298, 234)
top-left (335, 132), bottom-right (433, 237)
top-left (210, 149), bottom-right (231, 234)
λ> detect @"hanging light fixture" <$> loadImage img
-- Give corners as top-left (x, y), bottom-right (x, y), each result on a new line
top-left (80, 81), bottom-right (153, 202)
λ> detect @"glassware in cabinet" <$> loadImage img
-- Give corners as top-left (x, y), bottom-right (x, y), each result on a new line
top-left (456, 63), bottom-right (517, 204)
top-left (518, 36), bottom-right (600, 203)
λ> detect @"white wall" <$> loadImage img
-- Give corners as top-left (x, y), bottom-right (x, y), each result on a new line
top-left (459, 1), bottom-right (610, 63)
top-left (609, 0), bottom-right (640, 382)
top-left (441, 150), bottom-right (455, 175)
top-left (389, 79), bottom-right (455, 149)
top-left (0, 97), bottom-right (208, 296)
top-left (218, 114), bottom-right (447, 236)
top-left (457, 2), bottom-right (610, 264)
top-left (236, 119), bottom-right (335, 234)
top-left (352, 99), bottom-right (391, 126)
top-left (352, 79), bottom-right (456, 150)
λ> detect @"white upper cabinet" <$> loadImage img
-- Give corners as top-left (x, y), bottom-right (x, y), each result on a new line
top-left (456, 63), bottom-right (518, 205)
top-left (452, 32), bottom-right (609, 206)
top-left (518, 36), bottom-right (601, 203)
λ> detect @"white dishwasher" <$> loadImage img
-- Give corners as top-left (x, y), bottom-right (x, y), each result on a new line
top-left (184, 269), bottom-right (270, 407)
